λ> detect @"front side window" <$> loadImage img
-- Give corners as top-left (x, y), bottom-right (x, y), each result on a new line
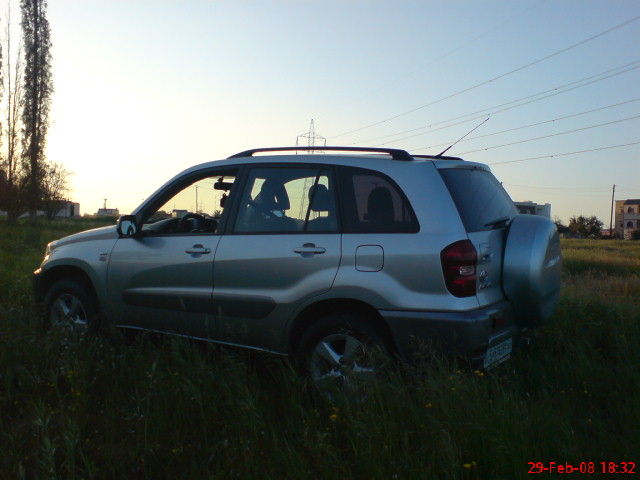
top-left (141, 171), bottom-right (237, 235)
top-left (234, 167), bottom-right (337, 233)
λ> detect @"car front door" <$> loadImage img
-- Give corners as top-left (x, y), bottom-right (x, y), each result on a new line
top-left (106, 170), bottom-right (237, 338)
top-left (212, 165), bottom-right (341, 352)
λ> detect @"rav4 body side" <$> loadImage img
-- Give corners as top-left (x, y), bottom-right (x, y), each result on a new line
top-left (34, 147), bottom-right (562, 387)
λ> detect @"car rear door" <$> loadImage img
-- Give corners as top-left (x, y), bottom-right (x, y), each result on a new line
top-left (212, 165), bottom-right (341, 352)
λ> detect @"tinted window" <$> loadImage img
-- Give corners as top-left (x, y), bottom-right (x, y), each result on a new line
top-left (439, 167), bottom-right (517, 232)
top-left (234, 167), bottom-right (337, 233)
top-left (338, 167), bottom-right (419, 233)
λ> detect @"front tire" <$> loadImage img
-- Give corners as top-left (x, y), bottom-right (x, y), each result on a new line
top-left (44, 279), bottom-right (98, 336)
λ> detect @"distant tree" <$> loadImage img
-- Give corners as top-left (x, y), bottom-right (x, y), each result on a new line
top-left (149, 210), bottom-right (172, 222)
top-left (568, 215), bottom-right (604, 238)
top-left (40, 161), bottom-right (71, 220)
top-left (0, 19), bottom-right (4, 213)
top-left (0, 14), bottom-right (2, 95)
top-left (0, 168), bottom-right (6, 206)
top-left (20, 0), bottom-right (53, 219)
top-left (0, 6), bottom-right (28, 223)
top-left (553, 216), bottom-right (570, 235)
top-left (631, 229), bottom-right (640, 241)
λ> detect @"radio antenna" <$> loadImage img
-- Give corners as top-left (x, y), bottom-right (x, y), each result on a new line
top-left (436, 117), bottom-right (490, 157)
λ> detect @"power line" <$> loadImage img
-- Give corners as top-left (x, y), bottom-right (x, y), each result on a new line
top-left (456, 115), bottom-right (640, 155)
top-left (350, 60), bottom-right (640, 147)
top-left (327, 0), bottom-right (549, 115)
top-left (330, 15), bottom-right (640, 140)
top-left (487, 141), bottom-right (640, 165)
top-left (422, 98), bottom-right (640, 150)
top-left (614, 185), bottom-right (640, 192)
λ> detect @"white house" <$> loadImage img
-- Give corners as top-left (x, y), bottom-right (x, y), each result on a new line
top-left (514, 201), bottom-right (551, 219)
top-left (614, 199), bottom-right (640, 239)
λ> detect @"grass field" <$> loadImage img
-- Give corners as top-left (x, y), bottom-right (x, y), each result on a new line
top-left (1, 218), bottom-right (638, 479)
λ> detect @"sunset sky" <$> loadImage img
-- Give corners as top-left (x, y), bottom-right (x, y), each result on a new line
top-left (4, 0), bottom-right (639, 223)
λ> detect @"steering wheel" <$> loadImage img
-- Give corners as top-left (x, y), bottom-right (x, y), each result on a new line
top-left (178, 213), bottom-right (206, 233)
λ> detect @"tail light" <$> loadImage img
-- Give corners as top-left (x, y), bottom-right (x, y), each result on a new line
top-left (441, 240), bottom-right (477, 297)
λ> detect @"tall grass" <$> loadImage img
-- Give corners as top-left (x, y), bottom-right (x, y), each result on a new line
top-left (1, 220), bottom-right (638, 479)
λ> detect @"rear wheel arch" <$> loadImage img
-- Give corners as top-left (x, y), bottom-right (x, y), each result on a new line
top-left (288, 298), bottom-right (396, 356)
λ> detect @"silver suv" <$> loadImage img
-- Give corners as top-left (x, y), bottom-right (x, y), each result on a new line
top-left (34, 146), bottom-right (561, 386)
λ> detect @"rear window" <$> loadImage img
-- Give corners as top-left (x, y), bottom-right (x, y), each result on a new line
top-left (338, 166), bottom-right (419, 233)
top-left (439, 167), bottom-right (517, 232)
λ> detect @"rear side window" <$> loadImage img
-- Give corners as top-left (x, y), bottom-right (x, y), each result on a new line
top-left (439, 167), bottom-right (517, 232)
top-left (338, 166), bottom-right (419, 233)
top-left (233, 166), bottom-right (338, 233)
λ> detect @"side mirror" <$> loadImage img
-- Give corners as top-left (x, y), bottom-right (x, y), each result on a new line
top-left (117, 215), bottom-right (139, 237)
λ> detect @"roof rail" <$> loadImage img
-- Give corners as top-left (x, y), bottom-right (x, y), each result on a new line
top-left (228, 146), bottom-right (414, 161)
top-left (411, 154), bottom-right (464, 161)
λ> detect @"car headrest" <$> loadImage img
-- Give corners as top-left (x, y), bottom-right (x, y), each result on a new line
top-left (256, 179), bottom-right (290, 211)
top-left (309, 184), bottom-right (332, 212)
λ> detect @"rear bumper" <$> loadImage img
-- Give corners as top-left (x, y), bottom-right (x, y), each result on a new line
top-left (380, 300), bottom-right (519, 362)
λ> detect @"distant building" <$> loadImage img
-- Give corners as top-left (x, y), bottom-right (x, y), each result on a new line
top-left (96, 198), bottom-right (119, 217)
top-left (97, 208), bottom-right (120, 216)
top-left (1, 201), bottom-right (80, 218)
top-left (514, 201), bottom-right (551, 219)
top-left (614, 199), bottom-right (640, 239)
top-left (172, 209), bottom-right (188, 218)
top-left (56, 201), bottom-right (80, 218)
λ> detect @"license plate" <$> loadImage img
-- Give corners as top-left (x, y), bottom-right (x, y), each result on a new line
top-left (484, 338), bottom-right (513, 369)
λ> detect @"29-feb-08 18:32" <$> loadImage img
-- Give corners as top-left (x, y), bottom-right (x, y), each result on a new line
top-left (528, 461), bottom-right (636, 474)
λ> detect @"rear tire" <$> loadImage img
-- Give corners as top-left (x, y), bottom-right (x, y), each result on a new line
top-left (44, 279), bottom-right (98, 336)
top-left (297, 313), bottom-right (392, 400)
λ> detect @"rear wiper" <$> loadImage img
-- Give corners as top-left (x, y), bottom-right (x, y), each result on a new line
top-left (484, 216), bottom-right (511, 229)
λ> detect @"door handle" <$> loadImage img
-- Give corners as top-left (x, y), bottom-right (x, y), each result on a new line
top-left (185, 244), bottom-right (212, 255)
top-left (294, 243), bottom-right (326, 256)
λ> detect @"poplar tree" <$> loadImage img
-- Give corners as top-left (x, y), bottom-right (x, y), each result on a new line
top-left (1, 7), bottom-right (27, 223)
top-left (20, 0), bottom-right (52, 218)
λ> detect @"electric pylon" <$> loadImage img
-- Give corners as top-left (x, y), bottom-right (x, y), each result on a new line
top-left (296, 120), bottom-right (326, 217)
top-left (296, 119), bottom-right (326, 152)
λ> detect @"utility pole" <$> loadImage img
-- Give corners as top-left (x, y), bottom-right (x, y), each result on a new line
top-left (609, 184), bottom-right (615, 237)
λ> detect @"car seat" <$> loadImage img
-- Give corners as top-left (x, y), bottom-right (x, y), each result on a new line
top-left (307, 184), bottom-right (337, 231)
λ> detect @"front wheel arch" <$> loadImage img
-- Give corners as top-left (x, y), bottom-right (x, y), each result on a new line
top-left (37, 266), bottom-right (99, 313)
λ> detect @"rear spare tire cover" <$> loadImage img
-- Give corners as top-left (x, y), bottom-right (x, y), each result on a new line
top-left (503, 214), bottom-right (562, 328)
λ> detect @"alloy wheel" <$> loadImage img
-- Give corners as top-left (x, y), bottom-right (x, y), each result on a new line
top-left (50, 293), bottom-right (89, 334)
